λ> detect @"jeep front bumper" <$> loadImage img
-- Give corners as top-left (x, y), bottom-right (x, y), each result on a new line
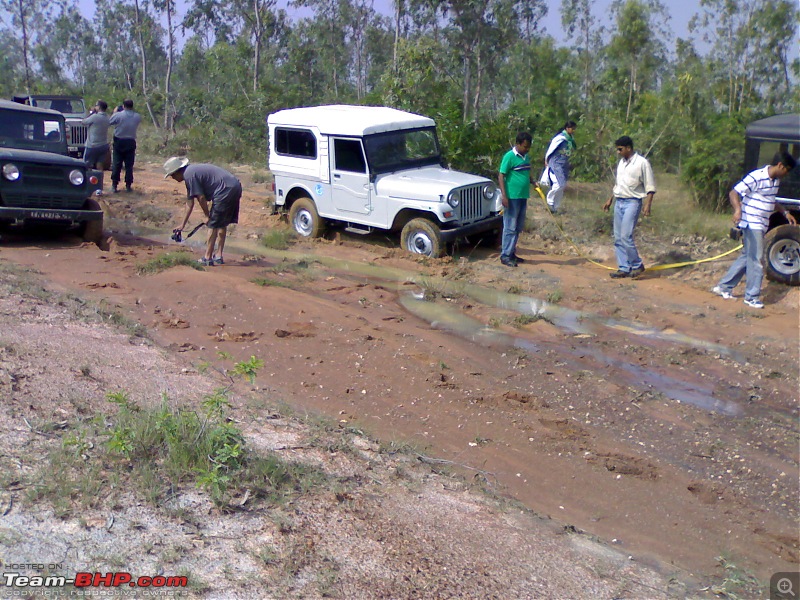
top-left (440, 214), bottom-right (503, 243)
top-left (0, 207), bottom-right (103, 222)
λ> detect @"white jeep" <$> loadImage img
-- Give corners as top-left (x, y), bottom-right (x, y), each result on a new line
top-left (267, 105), bottom-right (502, 257)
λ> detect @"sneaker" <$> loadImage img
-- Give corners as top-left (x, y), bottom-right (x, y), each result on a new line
top-left (500, 256), bottom-right (518, 268)
top-left (125, 185), bottom-right (133, 193)
top-left (198, 257), bottom-right (214, 266)
top-left (511, 254), bottom-right (525, 264)
top-left (212, 256), bottom-right (224, 265)
top-left (711, 286), bottom-right (735, 300)
top-left (112, 186), bottom-right (119, 194)
top-left (609, 270), bottom-right (630, 278)
top-left (630, 266), bottom-right (646, 279)
top-left (743, 298), bottom-right (764, 309)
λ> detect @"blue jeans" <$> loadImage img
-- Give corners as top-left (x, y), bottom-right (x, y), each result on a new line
top-left (501, 197), bottom-right (527, 258)
top-left (717, 225), bottom-right (764, 301)
top-left (613, 197), bottom-right (643, 272)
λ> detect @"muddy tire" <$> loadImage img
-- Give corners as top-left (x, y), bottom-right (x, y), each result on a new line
top-left (401, 218), bottom-right (443, 258)
top-left (80, 199), bottom-right (104, 246)
top-left (289, 197), bottom-right (325, 238)
top-left (764, 224), bottom-right (800, 286)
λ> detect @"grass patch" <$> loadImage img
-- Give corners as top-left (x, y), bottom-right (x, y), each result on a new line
top-left (261, 228), bottom-right (293, 250)
top-left (136, 251), bottom-right (204, 275)
top-left (104, 388), bottom-right (325, 506)
top-left (132, 204), bottom-right (172, 225)
top-left (512, 314), bottom-right (542, 328)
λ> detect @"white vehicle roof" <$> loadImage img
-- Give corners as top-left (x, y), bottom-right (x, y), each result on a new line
top-left (268, 105), bottom-right (436, 136)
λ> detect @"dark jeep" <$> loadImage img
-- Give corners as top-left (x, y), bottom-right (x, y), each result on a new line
top-left (12, 94), bottom-right (89, 159)
top-left (0, 99), bottom-right (103, 243)
top-left (744, 114), bottom-right (800, 286)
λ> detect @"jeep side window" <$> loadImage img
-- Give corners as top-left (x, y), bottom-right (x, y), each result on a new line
top-left (275, 128), bottom-right (317, 159)
top-left (333, 138), bottom-right (366, 173)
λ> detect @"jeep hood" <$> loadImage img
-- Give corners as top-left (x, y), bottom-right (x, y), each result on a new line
top-left (0, 148), bottom-right (83, 166)
top-left (375, 166), bottom-right (489, 201)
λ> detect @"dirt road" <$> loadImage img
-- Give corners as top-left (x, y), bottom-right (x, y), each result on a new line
top-left (1, 161), bottom-right (797, 595)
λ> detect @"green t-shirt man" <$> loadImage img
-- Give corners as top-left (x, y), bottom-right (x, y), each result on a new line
top-left (499, 143), bottom-right (532, 200)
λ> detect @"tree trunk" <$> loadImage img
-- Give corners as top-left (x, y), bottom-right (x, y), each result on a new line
top-left (253, 0), bottom-right (262, 92)
top-left (164, 0), bottom-right (175, 132)
top-left (393, 0), bottom-right (402, 73)
top-left (17, 0), bottom-right (32, 93)
top-left (133, 0), bottom-right (160, 129)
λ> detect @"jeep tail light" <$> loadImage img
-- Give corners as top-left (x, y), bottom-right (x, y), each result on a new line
top-left (89, 175), bottom-right (98, 185)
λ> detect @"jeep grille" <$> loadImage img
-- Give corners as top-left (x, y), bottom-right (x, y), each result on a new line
top-left (457, 185), bottom-right (486, 223)
top-left (1, 164), bottom-right (86, 209)
top-left (68, 125), bottom-right (88, 146)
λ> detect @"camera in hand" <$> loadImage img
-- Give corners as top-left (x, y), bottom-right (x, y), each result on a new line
top-left (171, 229), bottom-right (182, 242)
top-left (729, 226), bottom-right (743, 241)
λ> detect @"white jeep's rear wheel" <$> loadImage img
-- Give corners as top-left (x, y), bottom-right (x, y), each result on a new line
top-left (288, 197), bottom-right (325, 238)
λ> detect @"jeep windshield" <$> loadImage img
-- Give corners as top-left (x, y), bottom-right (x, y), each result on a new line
top-left (0, 108), bottom-right (66, 154)
top-left (364, 127), bottom-right (441, 174)
top-left (30, 97), bottom-right (86, 115)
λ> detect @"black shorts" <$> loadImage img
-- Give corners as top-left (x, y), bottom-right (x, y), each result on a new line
top-left (207, 184), bottom-right (242, 229)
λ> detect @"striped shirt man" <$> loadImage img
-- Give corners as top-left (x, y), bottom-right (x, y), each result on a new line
top-left (735, 165), bottom-right (781, 230)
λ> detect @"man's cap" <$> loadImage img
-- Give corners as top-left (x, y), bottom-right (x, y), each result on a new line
top-left (163, 156), bottom-right (189, 178)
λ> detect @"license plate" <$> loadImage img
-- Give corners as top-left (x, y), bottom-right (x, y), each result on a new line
top-left (30, 210), bottom-right (72, 220)
top-left (68, 146), bottom-right (78, 152)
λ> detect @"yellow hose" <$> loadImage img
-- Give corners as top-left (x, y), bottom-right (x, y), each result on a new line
top-left (532, 184), bottom-right (742, 271)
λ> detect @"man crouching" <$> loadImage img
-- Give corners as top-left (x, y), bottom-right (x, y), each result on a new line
top-left (164, 157), bottom-right (242, 266)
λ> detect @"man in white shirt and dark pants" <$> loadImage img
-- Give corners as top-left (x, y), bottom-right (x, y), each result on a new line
top-left (712, 151), bottom-right (796, 308)
top-left (603, 136), bottom-right (656, 279)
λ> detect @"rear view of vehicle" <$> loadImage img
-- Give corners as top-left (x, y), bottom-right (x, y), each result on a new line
top-left (0, 100), bottom-right (104, 243)
top-left (744, 114), bottom-right (800, 285)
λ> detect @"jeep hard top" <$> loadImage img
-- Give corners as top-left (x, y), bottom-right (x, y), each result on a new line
top-left (0, 99), bottom-right (103, 243)
top-left (267, 105), bottom-right (502, 257)
top-left (744, 113), bottom-right (800, 285)
top-left (12, 94), bottom-right (89, 159)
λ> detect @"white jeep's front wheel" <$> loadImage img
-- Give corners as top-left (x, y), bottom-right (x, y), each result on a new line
top-left (401, 218), bottom-right (443, 258)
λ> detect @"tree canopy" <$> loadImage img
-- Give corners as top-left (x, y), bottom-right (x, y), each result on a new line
top-left (1, 0), bottom-right (797, 208)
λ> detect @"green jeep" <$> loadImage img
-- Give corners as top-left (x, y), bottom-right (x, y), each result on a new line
top-left (0, 99), bottom-right (103, 244)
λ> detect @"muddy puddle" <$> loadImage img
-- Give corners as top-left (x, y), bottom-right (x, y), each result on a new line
top-left (119, 229), bottom-right (748, 417)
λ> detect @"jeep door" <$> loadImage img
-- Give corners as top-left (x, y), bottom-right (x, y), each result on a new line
top-left (330, 137), bottom-right (371, 215)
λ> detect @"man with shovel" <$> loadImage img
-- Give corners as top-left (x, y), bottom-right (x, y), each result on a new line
top-left (164, 157), bottom-right (242, 266)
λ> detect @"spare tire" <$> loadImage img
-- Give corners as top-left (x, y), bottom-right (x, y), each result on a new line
top-left (764, 224), bottom-right (800, 286)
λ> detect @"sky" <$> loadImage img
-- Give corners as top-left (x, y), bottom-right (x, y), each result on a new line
top-left (74, 0), bottom-right (710, 52)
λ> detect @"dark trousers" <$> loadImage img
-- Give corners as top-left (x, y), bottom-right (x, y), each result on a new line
top-left (111, 137), bottom-right (137, 188)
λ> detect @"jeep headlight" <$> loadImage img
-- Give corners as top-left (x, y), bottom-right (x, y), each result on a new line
top-left (69, 169), bottom-right (84, 186)
top-left (2, 163), bottom-right (20, 181)
top-left (447, 190), bottom-right (460, 208)
top-left (482, 183), bottom-right (497, 199)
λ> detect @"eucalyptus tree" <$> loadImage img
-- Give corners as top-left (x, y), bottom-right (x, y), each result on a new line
top-left (560, 0), bottom-right (604, 112)
top-left (691, 0), bottom-right (798, 114)
top-left (0, 0), bottom-right (54, 92)
top-left (94, 0), bottom-right (166, 127)
top-left (605, 0), bottom-right (669, 122)
top-left (152, 0), bottom-right (178, 130)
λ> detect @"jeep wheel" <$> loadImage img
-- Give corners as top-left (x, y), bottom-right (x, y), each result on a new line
top-left (764, 224), bottom-right (800, 286)
top-left (80, 199), bottom-right (105, 246)
top-left (401, 218), bottom-right (442, 258)
top-left (289, 197), bottom-right (325, 238)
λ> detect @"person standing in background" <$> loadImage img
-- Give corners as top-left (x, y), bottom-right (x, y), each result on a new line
top-left (82, 100), bottom-right (110, 196)
top-left (498, 132), bottom-right (534, 267)
top-left (603, 136), bottom-right (656, 279)
top-left (108, 99), bottom-right (141, 193)
top-left (543, 121), bottom-right (577, 214)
